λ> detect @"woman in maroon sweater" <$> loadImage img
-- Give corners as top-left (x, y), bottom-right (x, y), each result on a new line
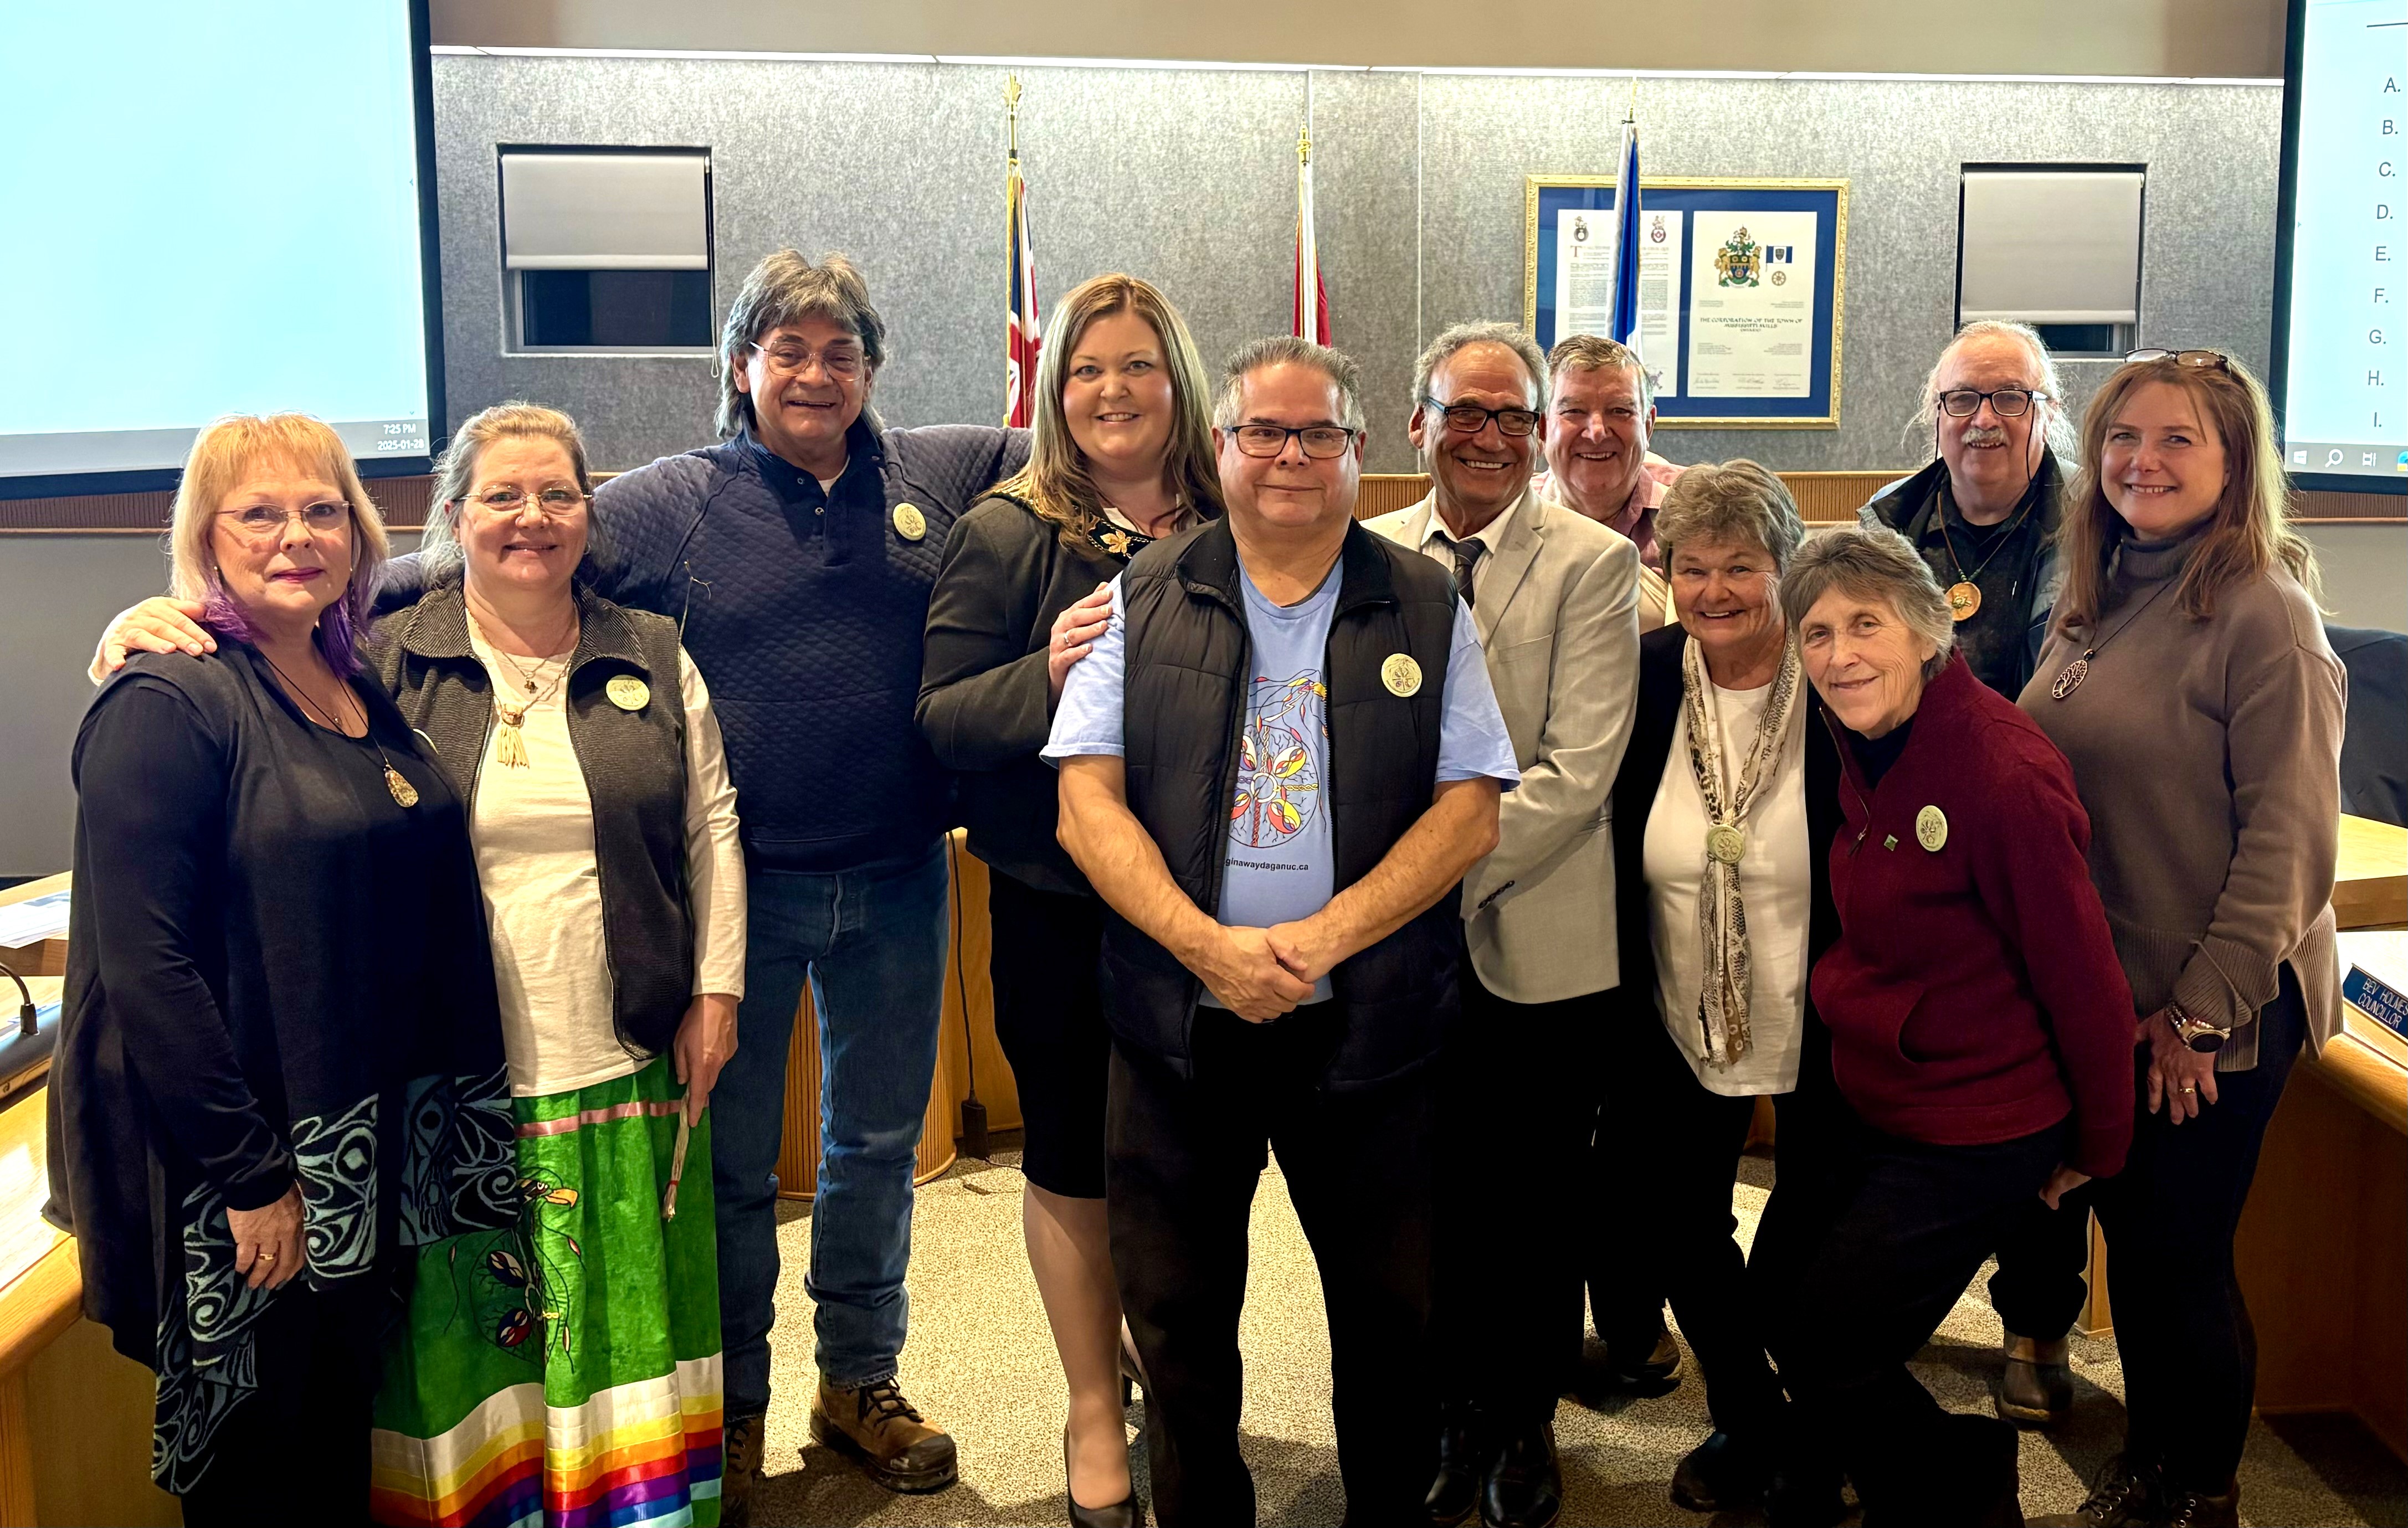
top-left (1770, 526), bottom-right (2135, 1528)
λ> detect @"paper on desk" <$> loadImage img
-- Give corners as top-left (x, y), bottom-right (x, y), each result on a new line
top-left (0, 891), bottom-right (69, 950)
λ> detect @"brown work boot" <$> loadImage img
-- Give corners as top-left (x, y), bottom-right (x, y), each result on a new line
top-left (809, 1374), bottom-right (959, 1494)
top-left (1996, 1331), bottom-right (2073, 1427)
top-left (721, 1412), bottom-right (764, 1527)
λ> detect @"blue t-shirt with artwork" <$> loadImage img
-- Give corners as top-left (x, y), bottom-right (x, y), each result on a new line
top-left (1044, 551), bottom-right (1520, 1004)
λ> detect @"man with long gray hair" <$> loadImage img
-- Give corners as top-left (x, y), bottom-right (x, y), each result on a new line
top-left (1860, 320), bottom-right (2072, 699)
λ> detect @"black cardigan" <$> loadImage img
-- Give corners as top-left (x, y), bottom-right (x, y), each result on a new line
top-left (48, 647), bottom-right (514, 1381)
top-left (917, 495), bottom-right (1127, 896)
top-left (1606, 625), bottom-right (1846, 1056)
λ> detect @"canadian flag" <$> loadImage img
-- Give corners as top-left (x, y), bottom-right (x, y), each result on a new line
top-left (1293, 129), bottom-right (1329, 345)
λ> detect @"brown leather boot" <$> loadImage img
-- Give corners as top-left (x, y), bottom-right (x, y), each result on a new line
top-left (1996, 1332), bottom-right (2073, 1427)
top-left (720, 1412), bottom-right (765, 1527)
top-left (808, 1375), bottom-right (959, 1494)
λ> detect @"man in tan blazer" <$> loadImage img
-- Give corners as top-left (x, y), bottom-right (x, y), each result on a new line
top-left (1365, 321), bottom-right (1639, 1528)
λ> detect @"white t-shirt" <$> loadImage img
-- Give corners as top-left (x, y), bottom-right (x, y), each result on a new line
top-left (468, 630), bottom-right (747, 1097)
top-left (1640, 658), bottom-right (1811, 1096)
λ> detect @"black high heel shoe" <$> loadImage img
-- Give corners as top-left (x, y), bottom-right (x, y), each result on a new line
top-left (1064, 1431), bottom-right (1144, 1527)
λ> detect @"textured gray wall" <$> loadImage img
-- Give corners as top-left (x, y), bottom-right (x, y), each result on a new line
top-left (434, 56), bottom-right (2280, 477)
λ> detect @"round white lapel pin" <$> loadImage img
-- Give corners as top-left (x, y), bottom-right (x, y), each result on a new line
top-left (892, 503), bottom-right (927, 542)
top-left (606, 675), bottom-right (651, 712)
top-left (1380, 653), bottom-right (1423, 698)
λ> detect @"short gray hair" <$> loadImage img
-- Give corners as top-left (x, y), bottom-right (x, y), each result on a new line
top-left (1213, 336), bottom-right (1366, 431)
top-left (1547, 334), bottom-right (1653, 412)
top-left (1413, 322), bottom-right (1548, 409)
top-left (1783, 525), bottom-right (1958, 680)
top-left (717, 250), bottom-right (888, 439)
top-left (1909, 318), bottom-right (2076, 459)
top-left (1653, 460), bottom-right (1806, 573)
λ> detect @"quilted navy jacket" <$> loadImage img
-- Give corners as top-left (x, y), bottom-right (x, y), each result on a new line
top-left (386, 416), bottom-right (1027, 872)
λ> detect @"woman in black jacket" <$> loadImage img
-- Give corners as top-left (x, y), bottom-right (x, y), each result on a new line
top-left (51, 414), bottom-right (517, 1525)
top-left (918, 272), bottom-right (1221, 1527)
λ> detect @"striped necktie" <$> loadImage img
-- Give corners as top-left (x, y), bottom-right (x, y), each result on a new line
top-left (1437, 532), bottom-right (1485, 610)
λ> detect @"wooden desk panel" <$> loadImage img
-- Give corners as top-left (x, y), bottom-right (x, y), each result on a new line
top-left (2335, 815), bottom-right (2408, 931)
top-left (0, 877), bottom-right (69, 984)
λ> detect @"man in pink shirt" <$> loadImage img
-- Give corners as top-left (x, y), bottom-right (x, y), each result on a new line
top-left (1528, 336), bottom-right (1685, 630)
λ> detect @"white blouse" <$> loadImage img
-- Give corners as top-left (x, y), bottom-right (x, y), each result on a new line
top-left (1640, 657), bottom-right (1813, 1096)
top-left (468, 631), bottom-right (747, 1097)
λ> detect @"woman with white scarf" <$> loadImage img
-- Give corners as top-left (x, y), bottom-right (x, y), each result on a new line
top-left (1591, 460), bottom-right (1849, 1526)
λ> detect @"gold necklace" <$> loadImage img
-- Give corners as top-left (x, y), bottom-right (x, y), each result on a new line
top-left (1935, 486), bottom-right (2039, 623)
top-left (257, 650), bottom-right (419, 808)
top-left (474, 618), bottom-right (579, 769)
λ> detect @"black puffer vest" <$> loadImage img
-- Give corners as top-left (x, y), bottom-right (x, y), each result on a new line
top-left (371, 579), bottom-right (694, 1058)
top-left (1102, 518), bottom-right (1464, 1090)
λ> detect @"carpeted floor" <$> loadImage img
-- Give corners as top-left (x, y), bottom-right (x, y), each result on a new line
top-left (751, 1144), bottom-right (2407, 1527)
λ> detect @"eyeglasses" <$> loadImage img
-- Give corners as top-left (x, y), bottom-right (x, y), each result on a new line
top-left (749, 341), bottom-right (866, 380)
top-left (1937, 387), bottom-right (2052, 419)
top-left (1421, 396), bottom-right (1542, 438)
top-left (2126, 348), bottom-right (2229, 371)
top-left (1228, 423), bottom-right (1360, 460)
top-left (215, 502), bottom-right (351, 541)
top-left (462, 486), bottom-right (588, 514)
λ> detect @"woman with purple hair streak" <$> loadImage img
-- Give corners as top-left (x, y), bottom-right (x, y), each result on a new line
top-left (48, 414), bottom-right (520, 1524)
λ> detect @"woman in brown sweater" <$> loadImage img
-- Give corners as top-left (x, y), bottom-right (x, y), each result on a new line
top-left (2022, 352), bottom-right (2346, 1528)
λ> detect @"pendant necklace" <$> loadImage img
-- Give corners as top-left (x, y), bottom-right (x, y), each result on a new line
top-left (259, 650), bottom-right (420, 808)
top-left (473, 615), bottom-right (579, 769)
top-left (1936, 486), bottom-right (2039, 624)
top-left (2049, 575), bottom-right (2179, 701)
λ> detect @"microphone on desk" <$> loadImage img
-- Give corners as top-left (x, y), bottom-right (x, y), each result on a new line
top-left (0, 960), bottom-right (32, 1038)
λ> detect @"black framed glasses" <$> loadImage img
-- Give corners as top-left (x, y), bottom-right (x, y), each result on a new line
top-left (2125, 348), bottom-right (2230, 371)
top-left (1421, 396), bottom-right (1542, 438)
top-left (1937, 387), bottom-right (2052, 419)
top-left (1228, 423), bottom-right (1360, 459)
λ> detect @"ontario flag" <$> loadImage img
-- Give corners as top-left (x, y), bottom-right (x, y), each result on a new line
top-left (1004, 142), bottom-right (1041, 427)
top-left (1293, 128), bottom-right (1329, 345)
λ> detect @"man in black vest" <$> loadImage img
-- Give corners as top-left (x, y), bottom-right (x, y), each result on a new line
top-left (1048, 337), bottom-right (1521, 1526)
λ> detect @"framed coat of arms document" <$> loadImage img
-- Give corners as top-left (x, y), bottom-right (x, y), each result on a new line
top-left (1524, 176), bottom-right (1848, 428)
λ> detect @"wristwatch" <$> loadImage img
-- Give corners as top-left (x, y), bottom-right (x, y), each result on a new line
top-left (2166, 1002), bottom-right (2229, 1053)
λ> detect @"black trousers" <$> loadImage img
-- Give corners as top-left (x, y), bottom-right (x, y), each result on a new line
top-left (1770, 1119), bottom-right (2067, 1524)
top-left (1108, 1007), bottom-right (1438, 1527)
top-left (1430, 970), bottom-right (1608, 1427)
top-left (2083, 967), bottom-right (2306, 1493)
top-left (174, 1280), bottom-right (387, 1527)
top-left (1586, 1008), bottom-right (1847, 1443)
top-left (1986, 1194), bottom-right (2093, 1341)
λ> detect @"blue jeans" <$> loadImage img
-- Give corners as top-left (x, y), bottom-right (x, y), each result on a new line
top-left (715, 839), bottom-right (949, 1417)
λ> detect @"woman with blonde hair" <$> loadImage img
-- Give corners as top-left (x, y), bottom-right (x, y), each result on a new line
top-left (918, 272), bottom-right (1221, 1526)
top-left (52, 414), bottom-right (517, 1522)
top-left (2025, 352), bottom-right (2344, 1528)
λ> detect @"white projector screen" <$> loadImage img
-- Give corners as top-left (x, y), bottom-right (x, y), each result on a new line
top-left (0, 1), bottom-right (438, 493)
top-left (2272, 0), bottom-right (2406, 491)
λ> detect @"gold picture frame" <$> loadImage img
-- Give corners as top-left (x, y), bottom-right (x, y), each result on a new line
top-left (1524, 174), bottom-right (1849, 429)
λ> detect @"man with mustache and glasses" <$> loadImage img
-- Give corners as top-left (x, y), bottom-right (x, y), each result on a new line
top-left (1368, 322), bottom-right (1640, 1528)
top-left (1530, 336), bottom-right (1687, 632)
top-left (1860, 318), bottom-right (2087, 1434)
top-left (1860, 320), bottom-right (2072, 699)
